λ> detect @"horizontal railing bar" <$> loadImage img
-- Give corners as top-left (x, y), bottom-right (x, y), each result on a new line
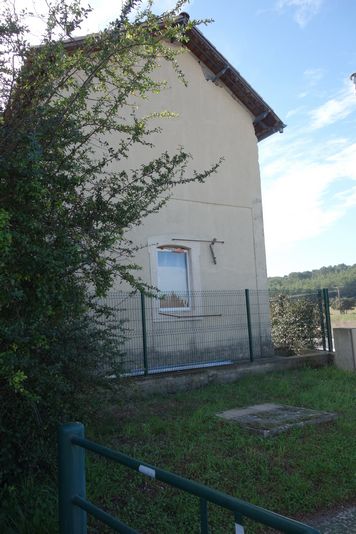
top-left (158, 312), bottom-right (223, 318)
top-left (72, 495), bottom-right (138, 534)
top-left (71, 436), bottom-right (319, 533)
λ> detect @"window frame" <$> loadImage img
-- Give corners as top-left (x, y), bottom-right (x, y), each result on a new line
top-left (148, 235), bottom-right (202, 321)
top-left (156, 246), bottom-right (191, 311)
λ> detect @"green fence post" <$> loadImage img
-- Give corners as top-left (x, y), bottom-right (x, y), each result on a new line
top-left (200, 498), bottom-right (209, 533)
top-left (322, 288), bottom-right (333, 352)
top-left (58, 422), bottom-right (87, 534)
top-left (140, 291), bottom-right (149, 376)
top-left (318, 290), bottom-right (326, 351)
top-left (245, 289), bottom-right (254, 362)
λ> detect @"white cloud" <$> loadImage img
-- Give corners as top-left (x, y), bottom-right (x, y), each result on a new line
top-left (261, 138), bottom-right (356, 250)
top-left (304, 67), bottom-right (325, 86)
top-left (293, 68), bottom-right (325, 100)
top-left (13, 0), bottom-right (130, 43)
top-left (260, 74), bottom-right (356, 275)
top-left (335, 185), bottom-right (356, 210)
top-left (264, 165), bottom-right (338, 247)
top-left (277, 0), bottom-right (323, 27)
top-left (285, 105), bottom-right (305, 118)
top-left (81, 0), bottom-right (125, 33)
top-left (260, 134), bottom-right (356, 275)
top-left (151, 0), bottom-right (186, 13)
top-left (309, 85), bottom-right (356, 129)
top-left (16, 0), bottom-right (184, 43)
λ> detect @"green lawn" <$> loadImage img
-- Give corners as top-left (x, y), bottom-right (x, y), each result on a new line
top-left (3, 367), bottom-right (356, 533)
top-left (330, 307), bottom-right (356, 328)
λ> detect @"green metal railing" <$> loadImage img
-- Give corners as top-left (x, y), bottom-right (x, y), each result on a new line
top-left (58, 422), bottom-right (320, 534)
top-left (102, 288), bottom-right (333, 376)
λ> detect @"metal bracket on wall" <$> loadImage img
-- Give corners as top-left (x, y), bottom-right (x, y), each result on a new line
top-left (210, 65), bottom-right (229, 83)
top-left (171, 238), bottom-right (224, 264)
top-left (209, 238), bottom-right (218, 264)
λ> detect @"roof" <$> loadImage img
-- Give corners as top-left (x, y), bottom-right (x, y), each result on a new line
top-left (63, 13), bottom-right (286, 142)
top-left (181, 14), bottom-right (285, 142)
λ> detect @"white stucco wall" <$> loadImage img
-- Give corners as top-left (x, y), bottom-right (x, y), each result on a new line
top-left (105, 45), bottom-right (269, 293)
top-left (97, 45), bottom-right (275, 367)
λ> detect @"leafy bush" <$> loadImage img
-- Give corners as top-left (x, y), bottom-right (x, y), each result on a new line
top-left (0, 0), bottom-right (217, 487)
top-left (0, 311), bottom-right (123, 485)
top-left (270, 294), bottom-right (322, 355)
top-left (0, 475), bottom-right (57, 534)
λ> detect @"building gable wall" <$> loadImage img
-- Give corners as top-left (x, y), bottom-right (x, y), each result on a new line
top-left (106, 46), bottom-right (268, 292)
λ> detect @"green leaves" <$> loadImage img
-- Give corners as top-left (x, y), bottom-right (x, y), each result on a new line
top-left (270, 294), bottom-right (322, 355)
top-left (0, 0), bottom-right (219, 484)
top-left (0, 208), bottom-right (11, 257)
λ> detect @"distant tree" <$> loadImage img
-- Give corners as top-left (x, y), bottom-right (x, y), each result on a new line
top-left (331, 297), bottom-right (356, 314)
top-left (269, 263), bottom-right (356, 298)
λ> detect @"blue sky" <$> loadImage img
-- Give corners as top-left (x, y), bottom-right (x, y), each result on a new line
top-left (24, 0), bottom-right (356, 276)
top-left (184, 0), bottom-right (356, 276)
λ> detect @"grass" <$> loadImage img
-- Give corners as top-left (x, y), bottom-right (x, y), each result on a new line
top-left (330, 307), bottom-right (356, 328)
top-left (3, 366), bottom-right (356, 533)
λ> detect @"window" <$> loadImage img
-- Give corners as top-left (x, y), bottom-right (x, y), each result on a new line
top-left (157, 246), bottom-right (190, 309)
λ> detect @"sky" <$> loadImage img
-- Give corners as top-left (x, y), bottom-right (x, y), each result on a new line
top-left (18, 0), bottom-right (356, 276)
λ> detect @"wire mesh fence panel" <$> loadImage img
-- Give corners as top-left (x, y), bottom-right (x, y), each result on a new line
top-left (247, 290), bottom-right (274, 358)
top-left (101, 292), bottom-right (145, 375)
top-left (99, 289), bottom-right (330, 375)
top-left (144, 290), bottom-right (251, 373)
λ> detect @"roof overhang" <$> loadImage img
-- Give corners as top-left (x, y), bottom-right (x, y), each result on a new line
top-left (184, 22), bottom-right (286, 142)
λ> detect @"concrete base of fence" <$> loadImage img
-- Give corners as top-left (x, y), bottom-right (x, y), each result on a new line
top-left (333, 328), bottom-right (356, 372)
top-left (121, 352), bottom-right (334, 398)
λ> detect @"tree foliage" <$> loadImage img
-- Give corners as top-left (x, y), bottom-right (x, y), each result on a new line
top-left (270, 294), bottom-right (322, 355)
top-left (269, 263), bottom-right (356, 299)
top-left (330, 296), bottom-right (356, 314)
top-left (0, 0), bottom-right (219, 483)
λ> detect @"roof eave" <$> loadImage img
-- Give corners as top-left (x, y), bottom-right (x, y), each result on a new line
top-left (185, 26), bottom-right (285, 142)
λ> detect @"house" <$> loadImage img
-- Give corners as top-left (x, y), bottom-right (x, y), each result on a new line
top-left (99, 16), bottom-right (285, 373)
top-left (82, 15), bottom-right (285, 372)
top-left (111, 15), bottom-right (284, 295)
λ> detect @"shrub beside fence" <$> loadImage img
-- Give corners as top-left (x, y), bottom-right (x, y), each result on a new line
top-left (270, 289), bottom-right (332, 356)
top-left (101, 289), bottom-right (332, 376)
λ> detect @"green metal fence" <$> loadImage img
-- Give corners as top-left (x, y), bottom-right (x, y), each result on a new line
top-left (100, 288), bottom-right (332, 376)
top-left (58, 422), bottom-right (320, 534)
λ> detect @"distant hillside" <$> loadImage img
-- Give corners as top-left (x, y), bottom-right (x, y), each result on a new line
top-left (268, 263), bottom-right (356, 297)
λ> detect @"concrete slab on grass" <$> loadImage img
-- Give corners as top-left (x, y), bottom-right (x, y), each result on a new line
top-left (216, 403), bottom-right (337, 437)
top-left (310, 506), bottom-right (356, 533)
